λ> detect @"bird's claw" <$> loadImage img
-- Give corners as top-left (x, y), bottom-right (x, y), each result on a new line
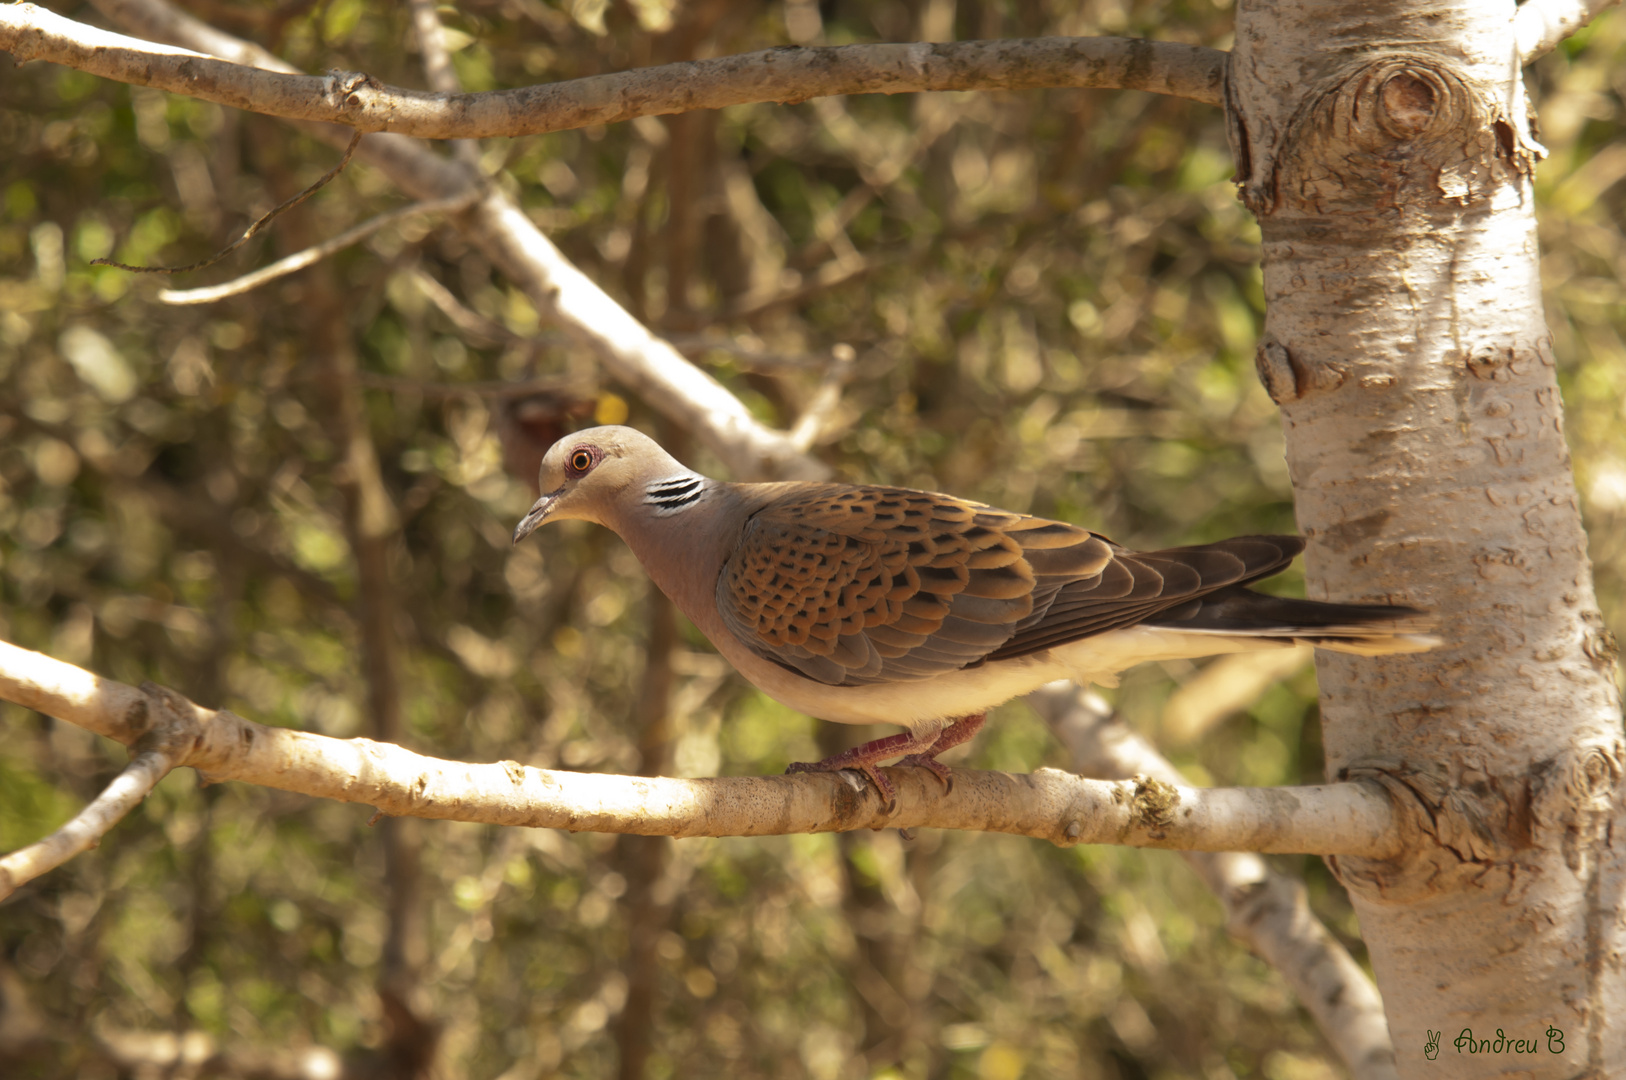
top-left (786, 758), bottom-right (898, 807)
top-left (896, 753), bottom-right (954, 792)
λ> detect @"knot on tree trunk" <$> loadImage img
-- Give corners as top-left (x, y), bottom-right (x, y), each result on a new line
top-left (1327, 760), bottom-right (1522, 904)
top-left (1377, 71), bottom-right (1438, 140)
top-left (1532, 740), bottom-right (1625, 879)
top-left (1253, 334), bottom-right (1347, 404)
top-left (1232, 53), bottom-right (1541, 217)
top-left (1343, 60), bottom-right (1464, 151)
top-left (1329, 743), bottom-right (1626, 903)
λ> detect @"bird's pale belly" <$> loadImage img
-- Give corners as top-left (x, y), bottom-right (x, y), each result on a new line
top-left (711, 625), bottom-right (1291, 732)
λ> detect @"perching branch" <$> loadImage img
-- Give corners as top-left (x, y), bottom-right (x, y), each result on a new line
top-left (0, 638), bottom-right (1408, 897)
top-left (1516, 0), bottom-right (1621, 63)
top-left (1031, 685), bottom-right (1399, 1080)
top-left (0, 4), bottom-right (1227, 141)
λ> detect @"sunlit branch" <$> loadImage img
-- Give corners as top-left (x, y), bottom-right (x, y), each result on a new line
top-left (0, 640), bottom-right (1405, 898)
top-left (1516, 0), bottom-right (1621, 62)
top-left (1031, 684), bottom-right (1400, 1080)
top-left (405, 0), bottom-right (477, 161)
top-left (0, 5), bottom-right (1227, 142)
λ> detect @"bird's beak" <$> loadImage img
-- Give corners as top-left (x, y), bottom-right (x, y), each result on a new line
top-left (512, 489), bottom-right (563, 545)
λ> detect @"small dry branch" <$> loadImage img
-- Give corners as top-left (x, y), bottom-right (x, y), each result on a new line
top-left (0, 745), bottom-right (176, 901)
top-left (1, 5), bottom-right (1226, 141)
top-left (159, 188), bottom-right (479, 304)
top-left (95, 131), bottom-right (364, 276)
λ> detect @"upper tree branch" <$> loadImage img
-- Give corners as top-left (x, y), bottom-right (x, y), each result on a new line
top-left (1516, 0), bottom-right (1621, 63)
top-left (0, 640), bottom-right (1405, 869)
top-left (0, 4), bottom-right (1227, 142)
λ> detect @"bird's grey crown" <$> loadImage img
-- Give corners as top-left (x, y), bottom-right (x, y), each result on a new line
top-left (643, 473), bottom-right (708, 515)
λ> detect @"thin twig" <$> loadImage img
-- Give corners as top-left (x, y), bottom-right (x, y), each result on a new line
top-left (0, 746), bottom-right (175, 901)
top-left (159, 187), bottom-right (480, 303)
top-left (95, 130), bottom-right (364, 275)
top-left (409, 266), bottom-right (531, 345)
top-left (1, 4), bottom-right (1230, 140)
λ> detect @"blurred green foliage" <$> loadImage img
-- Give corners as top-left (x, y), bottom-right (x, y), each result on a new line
top-left (0, 1), bottom-right (1621, 1078)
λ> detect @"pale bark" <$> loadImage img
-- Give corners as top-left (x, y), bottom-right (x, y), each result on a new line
top-left (1230, 1), bottom-right (1625, 1074)
top-left (0, 641), bottom-right (1405, 873)
top-left (0, 4), bottom-right (1226, 137)
top-left (1515, 0), bottom-right (1622, 61)
top-left (0, 747), bottom-right (175, 901)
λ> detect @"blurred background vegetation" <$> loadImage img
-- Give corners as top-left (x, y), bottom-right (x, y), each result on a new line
top-left (0, 1), bottom-right (1622, 1077)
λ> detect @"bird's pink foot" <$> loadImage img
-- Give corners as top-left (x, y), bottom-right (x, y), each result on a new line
top-left (787, 714), bottom-right (987, 804)
top-left (787, 730), bottom-right (923, 805)
top-left (895, 713), bottom-right (986, 792)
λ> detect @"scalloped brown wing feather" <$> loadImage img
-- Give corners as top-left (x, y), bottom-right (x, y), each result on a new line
top-left (985, 535), bottom-right (1303, 660)
top-left (715, 485), bottom-right (1115, 686)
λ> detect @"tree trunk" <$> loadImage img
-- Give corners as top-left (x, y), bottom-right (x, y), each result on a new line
top-left (1229, 1), bottom-right (1624, 1074)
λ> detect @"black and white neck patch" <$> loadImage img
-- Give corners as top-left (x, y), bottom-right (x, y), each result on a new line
top-left (643, 474), bottom-right (708, 515)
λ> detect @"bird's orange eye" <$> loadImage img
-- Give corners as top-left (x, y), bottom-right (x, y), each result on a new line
top-left (567, 447), bottom-right (598, 475)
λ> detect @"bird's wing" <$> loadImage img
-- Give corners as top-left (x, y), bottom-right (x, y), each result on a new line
top-left (715, 485), bottom-right (1113, 686)
top-left (985, 535), bottom-right (1303, 660)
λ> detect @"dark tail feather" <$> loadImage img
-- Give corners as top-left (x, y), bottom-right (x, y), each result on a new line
top-left (1143, 586), bottom-right (1441, 656)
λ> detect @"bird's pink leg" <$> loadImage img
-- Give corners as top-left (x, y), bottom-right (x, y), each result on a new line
top-left (896, 713), bottom-right (986, 790)
top-left (786, 714), bottom-right (987, 804)
top-left (786, 727), bottom-right (944, 805)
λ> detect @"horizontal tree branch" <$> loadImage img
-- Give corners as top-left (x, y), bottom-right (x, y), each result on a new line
top-left (0, 4), bottom-right (1227, 142)
top-left (0, 638), bottom-right (1405, 903)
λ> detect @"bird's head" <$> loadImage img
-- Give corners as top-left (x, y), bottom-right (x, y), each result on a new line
top-left (511, 425), bottom-right (685, 543)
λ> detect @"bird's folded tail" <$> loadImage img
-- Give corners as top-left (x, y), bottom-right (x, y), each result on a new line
top-left (1141, 586), bottom-right (1441, 656)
